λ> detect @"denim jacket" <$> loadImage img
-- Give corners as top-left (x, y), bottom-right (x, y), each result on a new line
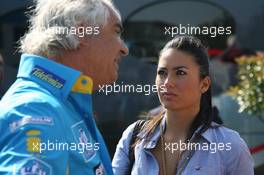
top-left (112, 117), bottom-right (254, 175)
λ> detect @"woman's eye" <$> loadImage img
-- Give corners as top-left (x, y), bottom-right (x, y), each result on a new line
top-left (157, 70), bottom-right (167, 76)
top-left (176, 70), bottom-right (186, 75)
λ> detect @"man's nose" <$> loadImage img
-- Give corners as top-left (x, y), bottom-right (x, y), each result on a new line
top-left (120, 40), bottom-right (129, 56)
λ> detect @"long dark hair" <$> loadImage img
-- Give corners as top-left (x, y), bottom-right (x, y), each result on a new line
top-left (141, 36), bottom-right (213, 141)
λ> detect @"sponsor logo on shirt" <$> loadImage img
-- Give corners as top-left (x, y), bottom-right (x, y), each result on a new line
top-left (31, 65), bottom-right (65, 89)
top-left (15, 158), bottom-right (52, 175)
top-left (26, 130), bottom-right (41, 153)
top-left (9, 116), bottom-right (54, 132)
top-left (71, 121), bottom-right (97, 162)
top-left (94, 163), bottom-right (105, 175)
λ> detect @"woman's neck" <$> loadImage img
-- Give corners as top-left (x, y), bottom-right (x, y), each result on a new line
top-left (164, 104), bottom-right (200, 141)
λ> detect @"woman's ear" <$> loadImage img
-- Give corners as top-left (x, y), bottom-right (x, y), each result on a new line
top-left (200, 76), bottom-right (211, 94)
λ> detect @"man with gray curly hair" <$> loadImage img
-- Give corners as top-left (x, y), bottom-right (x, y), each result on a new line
top-left (0, 0), bottom-right (128, 174)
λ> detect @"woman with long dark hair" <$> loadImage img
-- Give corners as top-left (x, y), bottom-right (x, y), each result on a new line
top-left (112, 36), bottom-right (253, 175)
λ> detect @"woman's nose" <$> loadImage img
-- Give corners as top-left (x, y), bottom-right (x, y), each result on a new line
top-left (164, 75), bottom-right (175, 88)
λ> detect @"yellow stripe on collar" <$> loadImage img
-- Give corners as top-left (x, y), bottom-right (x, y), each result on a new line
top-left (71, 75), bottom-right (93, 94)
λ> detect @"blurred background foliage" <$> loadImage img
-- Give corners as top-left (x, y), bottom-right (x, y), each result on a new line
top-left (229, 54), bottom-right (264, 119)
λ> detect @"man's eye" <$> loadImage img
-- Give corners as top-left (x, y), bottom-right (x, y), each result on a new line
top-left (176, 70), bottom-right (186, 75)
top-left (116, 29), bottom-right (122, 36)
top-left (157, 70), bottom-right (167, 76)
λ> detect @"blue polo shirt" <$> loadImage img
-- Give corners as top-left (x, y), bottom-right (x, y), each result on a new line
top-left (0, 54), bottom-right (113, 175)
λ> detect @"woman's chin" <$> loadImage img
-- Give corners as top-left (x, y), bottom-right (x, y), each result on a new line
top-left (162, 102), bottom-right (180, 111)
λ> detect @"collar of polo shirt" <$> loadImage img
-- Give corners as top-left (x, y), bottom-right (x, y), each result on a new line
top-left (71, 75), bottom-right (93, 94)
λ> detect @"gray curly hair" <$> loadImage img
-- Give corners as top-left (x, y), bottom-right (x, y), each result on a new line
top-left (19, 0), bottom-right (120, 58)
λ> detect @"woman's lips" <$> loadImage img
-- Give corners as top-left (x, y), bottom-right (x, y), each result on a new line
top-left (162, 92), bottom-right (177, 99)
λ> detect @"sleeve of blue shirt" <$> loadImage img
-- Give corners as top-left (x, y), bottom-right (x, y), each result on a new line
top-left (112, 122), bottom-right (136, 175)
top-left (0, 99), bottom-right (69, 175)
top-left (225, 131), bottom-right (254, 175)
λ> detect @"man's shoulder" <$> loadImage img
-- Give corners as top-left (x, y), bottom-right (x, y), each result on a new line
top-left (0, 79), bottom-right (64, 120)
top-left (0, 80), bottom-right (67, 140)
top-left (2, 79), bottom-right (60, 105)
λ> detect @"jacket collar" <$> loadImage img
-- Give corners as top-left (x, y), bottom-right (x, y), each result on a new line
top-left (17, 54), bottom-right (93, 100)
top-left (138, 116), bottom-right (219, 149)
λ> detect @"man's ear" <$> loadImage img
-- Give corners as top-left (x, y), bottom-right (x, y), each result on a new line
top-left (78, 35), bottom-right (88, 46)
top-left (76, 23), bottom-right (92, 46)
top-left (200, 76), bottom-right (211, 94)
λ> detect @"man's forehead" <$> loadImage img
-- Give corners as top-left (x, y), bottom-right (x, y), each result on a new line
top-left (103, 0), bottom-right (121, 19)
top-left (108, 9), bottom-right (122, 28)
top-left (103, 2), bottom-right (122, 24)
